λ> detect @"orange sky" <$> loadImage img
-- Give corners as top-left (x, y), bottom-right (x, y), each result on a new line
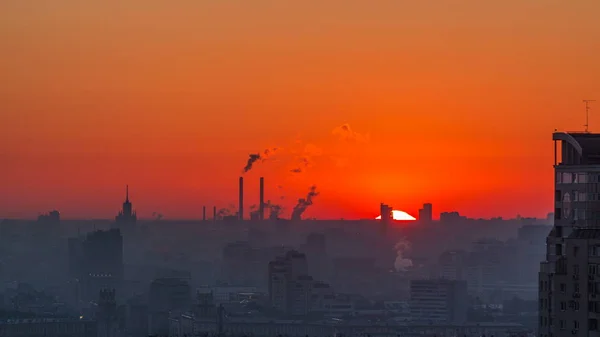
top-left (1, 0), bottom-right (599, 220)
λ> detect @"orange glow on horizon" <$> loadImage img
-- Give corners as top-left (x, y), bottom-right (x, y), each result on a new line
top-left (1, 1), bottom-right (599, 220)
top-left (376, 210), bottom-right (416, 221)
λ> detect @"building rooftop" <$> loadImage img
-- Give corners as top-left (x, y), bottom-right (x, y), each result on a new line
top-left (554, 131), bottom-right (600, 165)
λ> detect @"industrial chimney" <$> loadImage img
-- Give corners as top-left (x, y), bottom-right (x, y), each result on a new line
top-left (259, 177), bottom-right (265, 221)
top-left (202, 206), bottom-right (206, 221)
top-left (213, 206), bottom-right (216, 222)
top-left (239, 177), bottom-right (244, 220)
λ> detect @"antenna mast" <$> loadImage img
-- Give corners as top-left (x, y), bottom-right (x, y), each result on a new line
top-left (584, 99), bottom-right (596, 132)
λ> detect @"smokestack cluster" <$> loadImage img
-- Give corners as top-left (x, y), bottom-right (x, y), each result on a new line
top-left (237, 176), bottom-right (267, 221)
top-left (259, 177), bottom-right (264, 221)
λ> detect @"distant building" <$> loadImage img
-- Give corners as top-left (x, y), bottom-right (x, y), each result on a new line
top-left (115, 185), bottom-right (136, 225)
top-left (440, 211), bottom-right (467, 223)
top-left (268, 250), bottom-right (318, 316)
top-left (418, 203), bottom-right (433, 223)
top-left (149, 277), bottom-right (192, 335)
top-left (437, 250), bottom-right (469, 281)
top-left (409, 279), bottom-right (468, 324)
top-left (96, 289), bottom-right (118, 337)
top-left (540, 131), bottom-right (600, 336)
top-left (37, 210), bottom-right (60, 225)
top-left (0, 318), bottom-right (97, 337)
top-left (69, 229), bottom-right (124, 304)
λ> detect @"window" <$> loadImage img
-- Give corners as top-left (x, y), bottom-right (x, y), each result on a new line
top-left (563, 173), bottom-right (573, 184)
top-left (556, 190), bottom-right (562, 202)
top-left (579, 192), bottom-right (587, 201)
top-left (563, 193), bottom-right (572, 219)
top-left (574, 264), bottom-right (580, 275)
top-left (574, 320), bottom-right (579, 329)
top-left (557, 172), bottom-right (563, 183)
top-left (590, 318), bottom-right (599, 331)
top-left (574, 246), bottom-right (580, 257)
top-left (579, 173), bottom-right (588, 183)
top-left (556, 244), bottom-right (563, 256)
top-left (561, 301), bottom-right (567, 311)
top-left (560, 320), bottom-right (566, 330)
top-left (555, 208), bottom-right (562, 220)
top-left (560, 283), bottom-right (567, 293)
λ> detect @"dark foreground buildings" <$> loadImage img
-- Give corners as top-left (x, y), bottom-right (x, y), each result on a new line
top-left (539, 131), bottom-right (600, 336)
top-left (68, 228), bottom-right (124, 306)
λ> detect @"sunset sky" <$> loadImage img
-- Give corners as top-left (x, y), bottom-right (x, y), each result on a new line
top-left (1, 0), bottom-right (599, 220)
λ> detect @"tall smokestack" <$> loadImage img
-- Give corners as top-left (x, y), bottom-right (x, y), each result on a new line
top-left (203, 206), bottom-right (206, 221)
top-left (259, 177), bottom-right (265, 221)
top-left (239, 177), bottom-right (244, 220)
top-left (213, 206), bottom-right (216, 221)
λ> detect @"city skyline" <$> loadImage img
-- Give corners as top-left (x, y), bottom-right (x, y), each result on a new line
top-left (2, 1), bottom-right (600, 219)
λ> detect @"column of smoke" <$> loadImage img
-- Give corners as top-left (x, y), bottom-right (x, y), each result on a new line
top-left (291, 185), bottom-right (319, 220)
top-left (217, 204), bottom-right (236, 219)
top-left (242, 147), bottom-right (279, 173)
top-left (264, 201), bottom-right (283, 220)
top-left (394, 237), bottom-right (413, 272)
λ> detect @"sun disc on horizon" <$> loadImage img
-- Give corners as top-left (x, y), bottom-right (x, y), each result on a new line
top-left (376, 210), bottom-right (416, 221)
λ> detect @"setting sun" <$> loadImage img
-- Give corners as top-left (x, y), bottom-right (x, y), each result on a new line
top-left (376, 210), bottom-right (416, 221)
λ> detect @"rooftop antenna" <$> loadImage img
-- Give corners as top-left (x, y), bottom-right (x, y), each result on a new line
top-left (584, 99), bottom-right (596, 132)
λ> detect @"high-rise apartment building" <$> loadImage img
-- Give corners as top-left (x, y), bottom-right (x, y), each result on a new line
top-left (409, 279), bottom-right (468, 324)
top-left (268, 250), bottom-right (312, 316)
top-left (539, 132), bottom-right (600, 336)
top-left (418, 203), bottom-right (433, 223)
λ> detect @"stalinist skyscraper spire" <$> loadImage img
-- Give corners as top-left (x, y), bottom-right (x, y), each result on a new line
top-left (115, 185), bottom-right (136, 225)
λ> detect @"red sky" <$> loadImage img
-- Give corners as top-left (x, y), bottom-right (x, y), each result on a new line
top-left (1, 0), bottom-right (599, 220)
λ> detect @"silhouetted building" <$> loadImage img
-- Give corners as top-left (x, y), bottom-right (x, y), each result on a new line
top-left (71, 229), bottom-right (124, 304)
top-left (96, 289), bottom-right (118, 337)
top-left (37, 210), bottom-right (60, 225)
top-left (148, 277), bottom-right (192, 335)
top-left (418, 203), bottom-right (432, 223)
top-left (115, 185), bottom-right (136, 225)
top-left (195, 289), bottom-right (216, 318)
top-left (268, 250), bottom-right (312, 316)
top-left (540, 131), bottom-right (600, 336)
top-left (410, 279), bottom-right (468, 324)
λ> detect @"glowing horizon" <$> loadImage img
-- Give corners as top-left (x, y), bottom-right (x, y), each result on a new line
top-left (376, 210), bottom-right (416, 221)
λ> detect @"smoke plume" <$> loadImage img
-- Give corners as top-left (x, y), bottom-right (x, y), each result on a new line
top-left (291, 185), bottom-right (319, 220)
top-left (290, 144), bottom-right (322, 173)
top-left (262, 200), bottom-right (283, 220)
top-left (332, 124), bottom-right (370, 143)
top-left (243, 147), bottom-right (280, 173)
top-left (393, 237), bottom-right (413, 271)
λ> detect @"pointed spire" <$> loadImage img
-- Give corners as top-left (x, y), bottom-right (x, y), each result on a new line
top-left (126, 185), bottom-right (129, 203)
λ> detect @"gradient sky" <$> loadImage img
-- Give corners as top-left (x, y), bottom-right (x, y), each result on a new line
top-left (1, 0), bottom-right (599, 220)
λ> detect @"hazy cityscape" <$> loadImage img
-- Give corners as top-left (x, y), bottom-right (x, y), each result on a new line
top-left (0, 166), bottom-right (552, 336)
top-left (3, 1), bottom-right (599, 337)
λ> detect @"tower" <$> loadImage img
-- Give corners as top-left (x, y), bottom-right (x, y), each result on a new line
top-left (259, 177), bottom-right (265, 221)
top-left (539, 131), bottom-right (600, 336)
top-left (115, 185), bottom-right (137, 225)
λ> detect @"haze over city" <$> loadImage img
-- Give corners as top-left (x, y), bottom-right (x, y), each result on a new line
top-left (1, 2), bottom-right (600, 337)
